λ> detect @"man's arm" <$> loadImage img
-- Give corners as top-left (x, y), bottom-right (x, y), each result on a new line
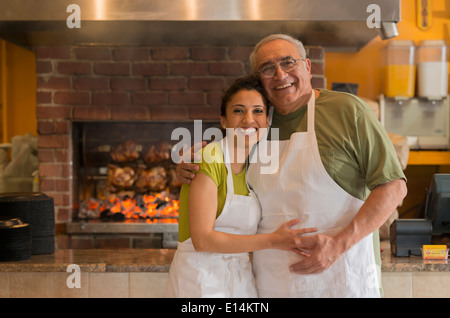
top-left (174, 141), bottom-right (206, 184)
top-left (290, 178), bottom-right (407, 274)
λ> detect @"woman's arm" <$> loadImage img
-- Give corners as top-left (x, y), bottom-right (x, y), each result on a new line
top-left (189, 172), bottom-right (316, 254)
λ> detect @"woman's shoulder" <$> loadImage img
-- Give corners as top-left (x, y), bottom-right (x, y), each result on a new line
top-left (200, 141), bottom-right (224, 165)
top-left (197, 141), bottom-right (227, 187)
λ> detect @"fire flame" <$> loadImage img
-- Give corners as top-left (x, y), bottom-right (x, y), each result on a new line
top-left (79, 192), bottom-right (179, 223)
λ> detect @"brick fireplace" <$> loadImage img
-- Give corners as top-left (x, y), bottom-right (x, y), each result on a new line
top-left (35, 44), bottom-right (326, 249)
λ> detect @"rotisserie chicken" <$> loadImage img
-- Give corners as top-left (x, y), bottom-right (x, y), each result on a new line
top-left (110, 140), bottom-right (140, 162)
top-left (106, 165), bottom-right (137, 192)
top-left (144, 141), bottom-right (171, 162)
top-left (135, 165), bottom-right (168, 191)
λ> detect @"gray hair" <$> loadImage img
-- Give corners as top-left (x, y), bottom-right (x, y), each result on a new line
top-left (249, 34), bottom-right (307, 73)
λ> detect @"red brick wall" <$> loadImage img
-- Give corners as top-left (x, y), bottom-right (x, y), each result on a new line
top-left (35, 44), bottom-right (326, 235)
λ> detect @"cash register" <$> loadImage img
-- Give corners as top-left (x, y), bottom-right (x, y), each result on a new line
top-left (390, 174), bottom-right (450, 256)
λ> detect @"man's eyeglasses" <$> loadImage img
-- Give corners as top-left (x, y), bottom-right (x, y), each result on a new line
top-left (258, 58), bottom-right (305, 78)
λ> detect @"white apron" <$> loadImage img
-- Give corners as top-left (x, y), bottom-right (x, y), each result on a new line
top-left (165, 138), bottom-right (261, 298)
top-left (247, 91), bottom-right (380, 298)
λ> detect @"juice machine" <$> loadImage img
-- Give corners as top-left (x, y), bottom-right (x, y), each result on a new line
top-left (380, 40), bottom-right (449, 150)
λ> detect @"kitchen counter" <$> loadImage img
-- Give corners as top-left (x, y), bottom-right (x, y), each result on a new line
top-left (0, 241), bottom-right (446, 273)
top-left (380, 241), bottom-right (449, 272)
top-left (0, 241), bottom-right (449, 297)
top-left (0, 248), bottom-right (175, 273)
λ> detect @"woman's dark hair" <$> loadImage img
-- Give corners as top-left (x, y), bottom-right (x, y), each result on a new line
top-left (220, 75), bottom-right (270, 117)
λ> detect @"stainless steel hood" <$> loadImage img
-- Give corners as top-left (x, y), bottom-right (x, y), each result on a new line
top-left (0, 0), bottom-right (400, 51)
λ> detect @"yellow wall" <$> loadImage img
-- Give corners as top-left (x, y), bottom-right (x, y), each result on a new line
top-left (325, 0), bottom-right (450, 100)
top-left (328, 1), bottom-right (450, 219)
top-left (0, 40), bottom-right (37, 143)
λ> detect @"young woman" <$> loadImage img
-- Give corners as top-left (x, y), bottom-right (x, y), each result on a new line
top-left (165, 75), bottom-right (316, 298)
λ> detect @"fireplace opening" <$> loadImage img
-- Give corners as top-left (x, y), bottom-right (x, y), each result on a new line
top-left (68, 120), bottom-right (220, 248)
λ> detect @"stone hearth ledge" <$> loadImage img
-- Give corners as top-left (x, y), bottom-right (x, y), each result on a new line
top-left (0, 249), bottom-right (175, 273)
top-left (0, 241), bottom-right (448, 273)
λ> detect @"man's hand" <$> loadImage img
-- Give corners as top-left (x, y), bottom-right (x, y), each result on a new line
top-left (289, 234), bottom-right (343, 274)
top-left (175, 141), bottom-right (206, 184)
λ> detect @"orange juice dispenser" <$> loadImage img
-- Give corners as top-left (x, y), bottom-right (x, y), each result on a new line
top-left (380, 39), bottom-right (450, 150)
top-left (416, 40), bottom-right (449, 100)
top-left (383, 40), bottom-right (416, 99)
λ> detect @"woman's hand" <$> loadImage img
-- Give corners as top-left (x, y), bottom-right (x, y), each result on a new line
top-left (270, 218), bottom-right (317, 253)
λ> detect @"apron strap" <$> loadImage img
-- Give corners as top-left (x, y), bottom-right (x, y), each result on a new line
top-left (221, 137), bottom-right (235, 195)
top-left (307, 90), bottom-right (315, 132)
top-left (246, 106), bottom-right (273, 177)
top-left (268, 106), bottom-right (274, 126)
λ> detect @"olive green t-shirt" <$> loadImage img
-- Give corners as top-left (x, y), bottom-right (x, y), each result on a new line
top-left (178, 142), bottom-right (249, 242)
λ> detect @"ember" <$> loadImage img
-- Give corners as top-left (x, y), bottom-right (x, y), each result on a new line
top-left (78, 191), bottom-right (179, 223)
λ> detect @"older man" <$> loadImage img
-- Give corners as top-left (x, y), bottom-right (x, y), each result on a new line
top-left (177, 34), bottom-right (406, 297)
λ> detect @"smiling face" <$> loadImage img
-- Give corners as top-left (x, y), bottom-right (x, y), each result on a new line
top-left (255, 39), bottom-right (313, 114)
top-left (220, 89), bottom-right (269, 150)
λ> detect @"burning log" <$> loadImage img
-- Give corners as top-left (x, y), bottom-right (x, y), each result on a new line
top-left (77, 192), bottom-right (179, 223)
